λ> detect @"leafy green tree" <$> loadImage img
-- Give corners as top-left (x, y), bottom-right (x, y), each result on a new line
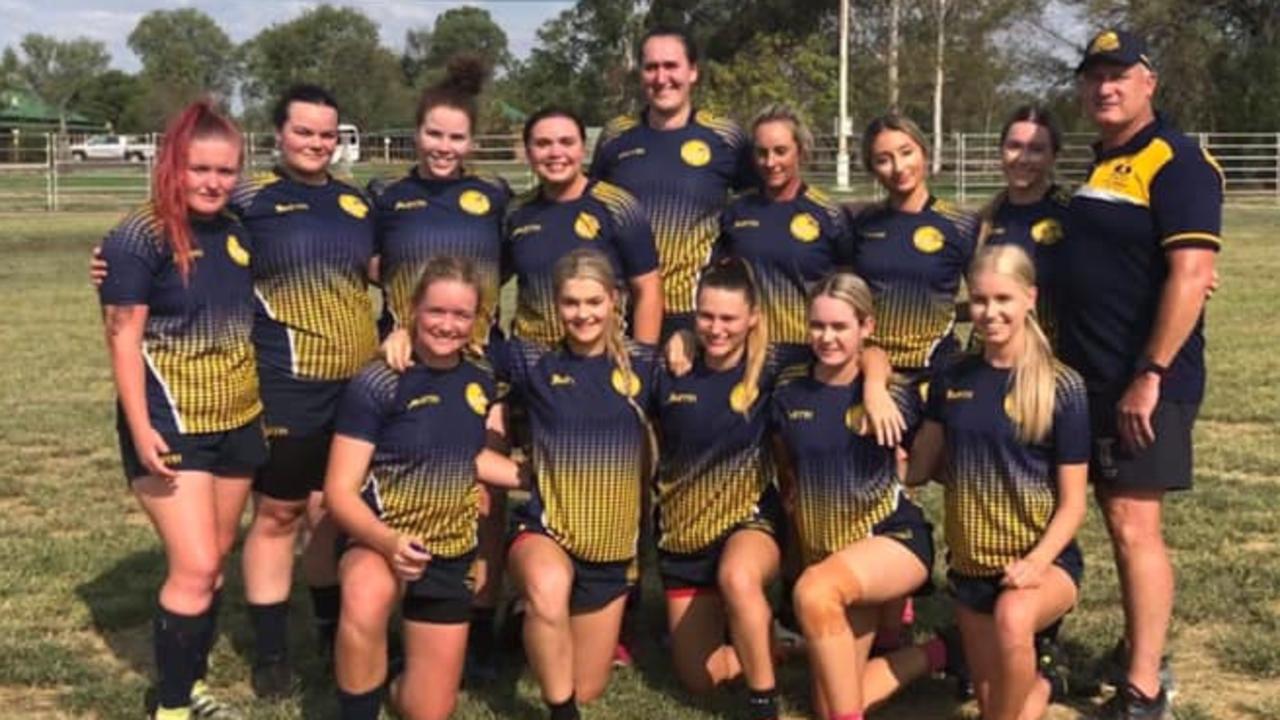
top-left (74, 70), bottom-right (148, 132)
top-left (699, 32), bottom-right (838, 127)
top-left (128, 9), bottom-right (237, 100)
top-left (240, 4), bottom-right (414, 130)
top-left (403, 7), bottom-right (512, 87)
top-left (16, 34), bottom-right (110, 133)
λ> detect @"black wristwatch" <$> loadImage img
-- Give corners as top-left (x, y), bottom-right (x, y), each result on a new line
top-left (1134, 357), bottom-right (1170, 379)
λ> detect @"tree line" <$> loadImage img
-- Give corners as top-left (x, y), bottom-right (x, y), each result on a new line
top-left (1, 1), bottom-right (1275, 136)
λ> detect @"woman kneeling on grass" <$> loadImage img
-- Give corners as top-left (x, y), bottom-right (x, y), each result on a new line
top-left (324, 256), bottom-right (522, 720)
top-left (907, 244), bottom-right (1089, 720)
top-left (99, 100), bottom-right (263, 720)
top-left (772, 272), bottom-right (960, 720)
top-left (484, 248), bottom-right (657, 720)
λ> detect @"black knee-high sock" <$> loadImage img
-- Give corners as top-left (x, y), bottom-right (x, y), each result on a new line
top-left (248, 601), bottom-right (290, 663)
top-left (547, 695), bottom-right (579, 720)
top-left (468, 606), bottom-right (496, 660)
top-left (336, 685), bottom-right (385, 720)
top-left (310, 585), bottom-right (341, 650)
top-left (154, 605), bottom-right (212, 710)
top-left (194, 588), bottom-right (222, 682)
top-left (747, 687), bottom-right (779, 720)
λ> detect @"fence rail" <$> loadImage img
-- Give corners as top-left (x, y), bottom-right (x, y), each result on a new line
top-left (2, 130), bottom-right (1277, 212)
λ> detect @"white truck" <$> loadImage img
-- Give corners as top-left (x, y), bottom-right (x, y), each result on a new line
top-left (68, 135), bottom-right (156, 162)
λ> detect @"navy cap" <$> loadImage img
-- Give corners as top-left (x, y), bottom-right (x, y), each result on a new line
top-left (1076, 29), bottom-right (1152, 74)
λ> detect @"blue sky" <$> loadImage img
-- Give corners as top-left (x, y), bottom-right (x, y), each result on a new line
top-left (0, 1), bottom-right (574, 71)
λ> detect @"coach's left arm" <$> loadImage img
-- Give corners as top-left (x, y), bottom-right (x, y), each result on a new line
top-left (1118, 147), bottom-right (1223, 451)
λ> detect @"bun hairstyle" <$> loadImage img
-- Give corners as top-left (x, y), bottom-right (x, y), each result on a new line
top-left (151, 99), bottom-right (242, 282)
top-left (697, 257), bottom-right (769, 416)
top-left (860, 113), bottom-right (930, 173)
top-left (968, 244), bottom-right (1056, 444)
top-left (415, 53), bottom-right (490, 130)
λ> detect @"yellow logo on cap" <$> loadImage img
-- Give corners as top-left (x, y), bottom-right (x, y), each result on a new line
top-left (465, 382), bottom-right (489, 416)
top-left (459, 189), bottom-right (490, 216)
top-left (729, 382), bottom-right (759, 413)
top-left (611, 368), bottom-right (641, 397)
top-left (338, 193), bottom-right (368, 219)
top-left (1090, 31), bottom-right (1121, 54)
top-left (680, 139), bottom-right (711, 167)
top-left (790, 212), bottom-right (821, 243)
top-left (574, 211), bottom-right (601, 240)
top-left (1031, 218), bottom-right (1064, 246)
top-left (845, 404), bottom-right (867, 435)
top-left (913, 225), bottom-right (945, 254)
top-left (226, 234), bottom-right (250, 266)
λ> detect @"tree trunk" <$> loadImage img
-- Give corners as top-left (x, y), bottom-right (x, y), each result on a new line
top-left (932, 0), bottom-right (946, 175)
top-left (888, 0), bottom-right (901, 112)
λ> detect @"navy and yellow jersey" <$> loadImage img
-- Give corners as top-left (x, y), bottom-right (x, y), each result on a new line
top-left (333, 358), bottom-right (496, 558)
top-left (651, 354), bottom-right (780, 554)
top-left (925, 355), bottom-right (1090, 577)
top-left (373, 167), bottom-right (511, 341)
top-left (504, 180), bottom-right (659, 345)
top-left (230, 168), bottom-right (378, 435)
top-left (769, 365), bottom-right (921, 563)
top-left (849, 197), bottom-right (979, 370)
top-left (99, 204), bottom-right (261, 435)
top-left (589, 109), bottom-right (756, 316)
top-left (494, 337), bottom-right (657, 563)
top-left (981, 185), bottom-right (1071, 346)
top-left (1060, 115), bottom-right (1223, 402)
top-left (715, 186), bottom-right (852, 346)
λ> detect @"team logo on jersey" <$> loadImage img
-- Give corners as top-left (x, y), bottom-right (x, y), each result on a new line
top-left (1003, 393), bottom-right (1020, 423)
top-left (465, 382), bottom-right (489, 416)
top-left (844, 404), bottom-right (867, 434)
top-left (339, 193), bottom-right (369, 219)
top-left (1089, 31), bottom-right (1121, 54)
top-left (1031, 218), bottom-right (1063, 245)
top-left (574, 212), bottom-right (601, 240)
top-left (611, 368), bottom-right (641, 397)
top-left (913, 226), bottom-right (945, 254)
top-left (680, 139), bottom-right (711, 167)
top-left (729, 382), bottom-right (759, 413)
top-left (917, 380), bottom-right (930, 403)
top-left (226, 234), bottom-right (250, 267)
top-left (459, 189), bottom-right (491, 216)
top-left (790, 213), bottom-right (821, 243)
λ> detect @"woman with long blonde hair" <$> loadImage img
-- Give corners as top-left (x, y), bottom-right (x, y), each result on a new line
top-left (907, 244), bottom-right (1090, 720)
top-left (484, 247), bottom-right (657, 719)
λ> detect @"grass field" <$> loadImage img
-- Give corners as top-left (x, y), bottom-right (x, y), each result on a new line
top-left (0, 208), bottom-right (1277, 719)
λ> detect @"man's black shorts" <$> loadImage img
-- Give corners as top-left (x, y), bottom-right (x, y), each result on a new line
top-left (253, 430), bottom-right (333, 501)
top-left (1089, 395), bottom-right (1198, 492)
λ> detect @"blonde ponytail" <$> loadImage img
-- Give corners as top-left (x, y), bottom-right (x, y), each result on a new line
top-left (969, 244), bottom-right (1056, 444)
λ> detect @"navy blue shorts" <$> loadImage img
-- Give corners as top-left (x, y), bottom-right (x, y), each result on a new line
top-left (948, 542), bottom-right (1084, 615)
top-left (253, 429), bottom-right (333, 500)
top-left (1089, 395), bottom-right (1197, 492)
top-left (658, 486), bottom-right (783, 593)
top-left (337, 536), bottom-right (477, 624)
top-left (117, 411), bottom-right (267, 483)
top-left (509, 505), bottom-right (635, 613)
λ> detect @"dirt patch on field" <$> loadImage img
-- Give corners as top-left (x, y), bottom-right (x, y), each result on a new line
top-left (1169, 625), bottom-right (1280, 717)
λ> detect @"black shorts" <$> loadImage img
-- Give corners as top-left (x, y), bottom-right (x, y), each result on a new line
top-left (658, 487), bottom-right (783, 593)
top-left (403, 550), bottom-right (478, 624)
top-left (1089, 396), bottom-right (1198, 492)
top-left (871, 498), bottom-right (936, 589)
top-left (253, 430), bottom-right (333, 501)
top-left (117, 412), bottom-right (267, 483)
top-left (509, 508), bottom-right (635, 613)
top-left (948, 542), bottom-right (1084, 615)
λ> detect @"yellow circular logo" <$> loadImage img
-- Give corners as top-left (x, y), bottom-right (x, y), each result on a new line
top-left (611, 368), bottom-right (641, 397)
top-left (1003, 393), bottom-right (1019, 423)
top-left (338, 193), bottom-right (369, 219)
top-left (459, 189), bottom-right (491, 216)
top-left (465, 382), bottom-right (489, 416)
top-left (226, 234), bottom-right (250, 267)
top-left (844, 404), bottom-right (867, 435)
top-left (1031, 218), bottom-right (1063, 246)
top-left (573, 211), bottom-right (601, 240)
top-left (1090, 31), bottom-right (1121, 54)
top-left (917, 380), bottom-right (931, 404)
top-left (912, 225), bottom-right (945, 254)
top-left (680, 139), bottom-right (711, 167)
top-left (790, 213), bottom-right (821, 243)
top-left (729, 382), bottom-right (759, 413)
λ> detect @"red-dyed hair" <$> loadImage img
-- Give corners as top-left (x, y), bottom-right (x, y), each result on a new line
top-left (151, 100), bottom-right (242, 281)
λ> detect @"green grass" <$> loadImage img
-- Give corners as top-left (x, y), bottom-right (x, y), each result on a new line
top-left (0, 208), bottom-right (1277, 718)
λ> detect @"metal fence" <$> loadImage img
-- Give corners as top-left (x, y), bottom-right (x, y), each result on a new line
top-left (2, 130), bottom-right (1277, 212)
